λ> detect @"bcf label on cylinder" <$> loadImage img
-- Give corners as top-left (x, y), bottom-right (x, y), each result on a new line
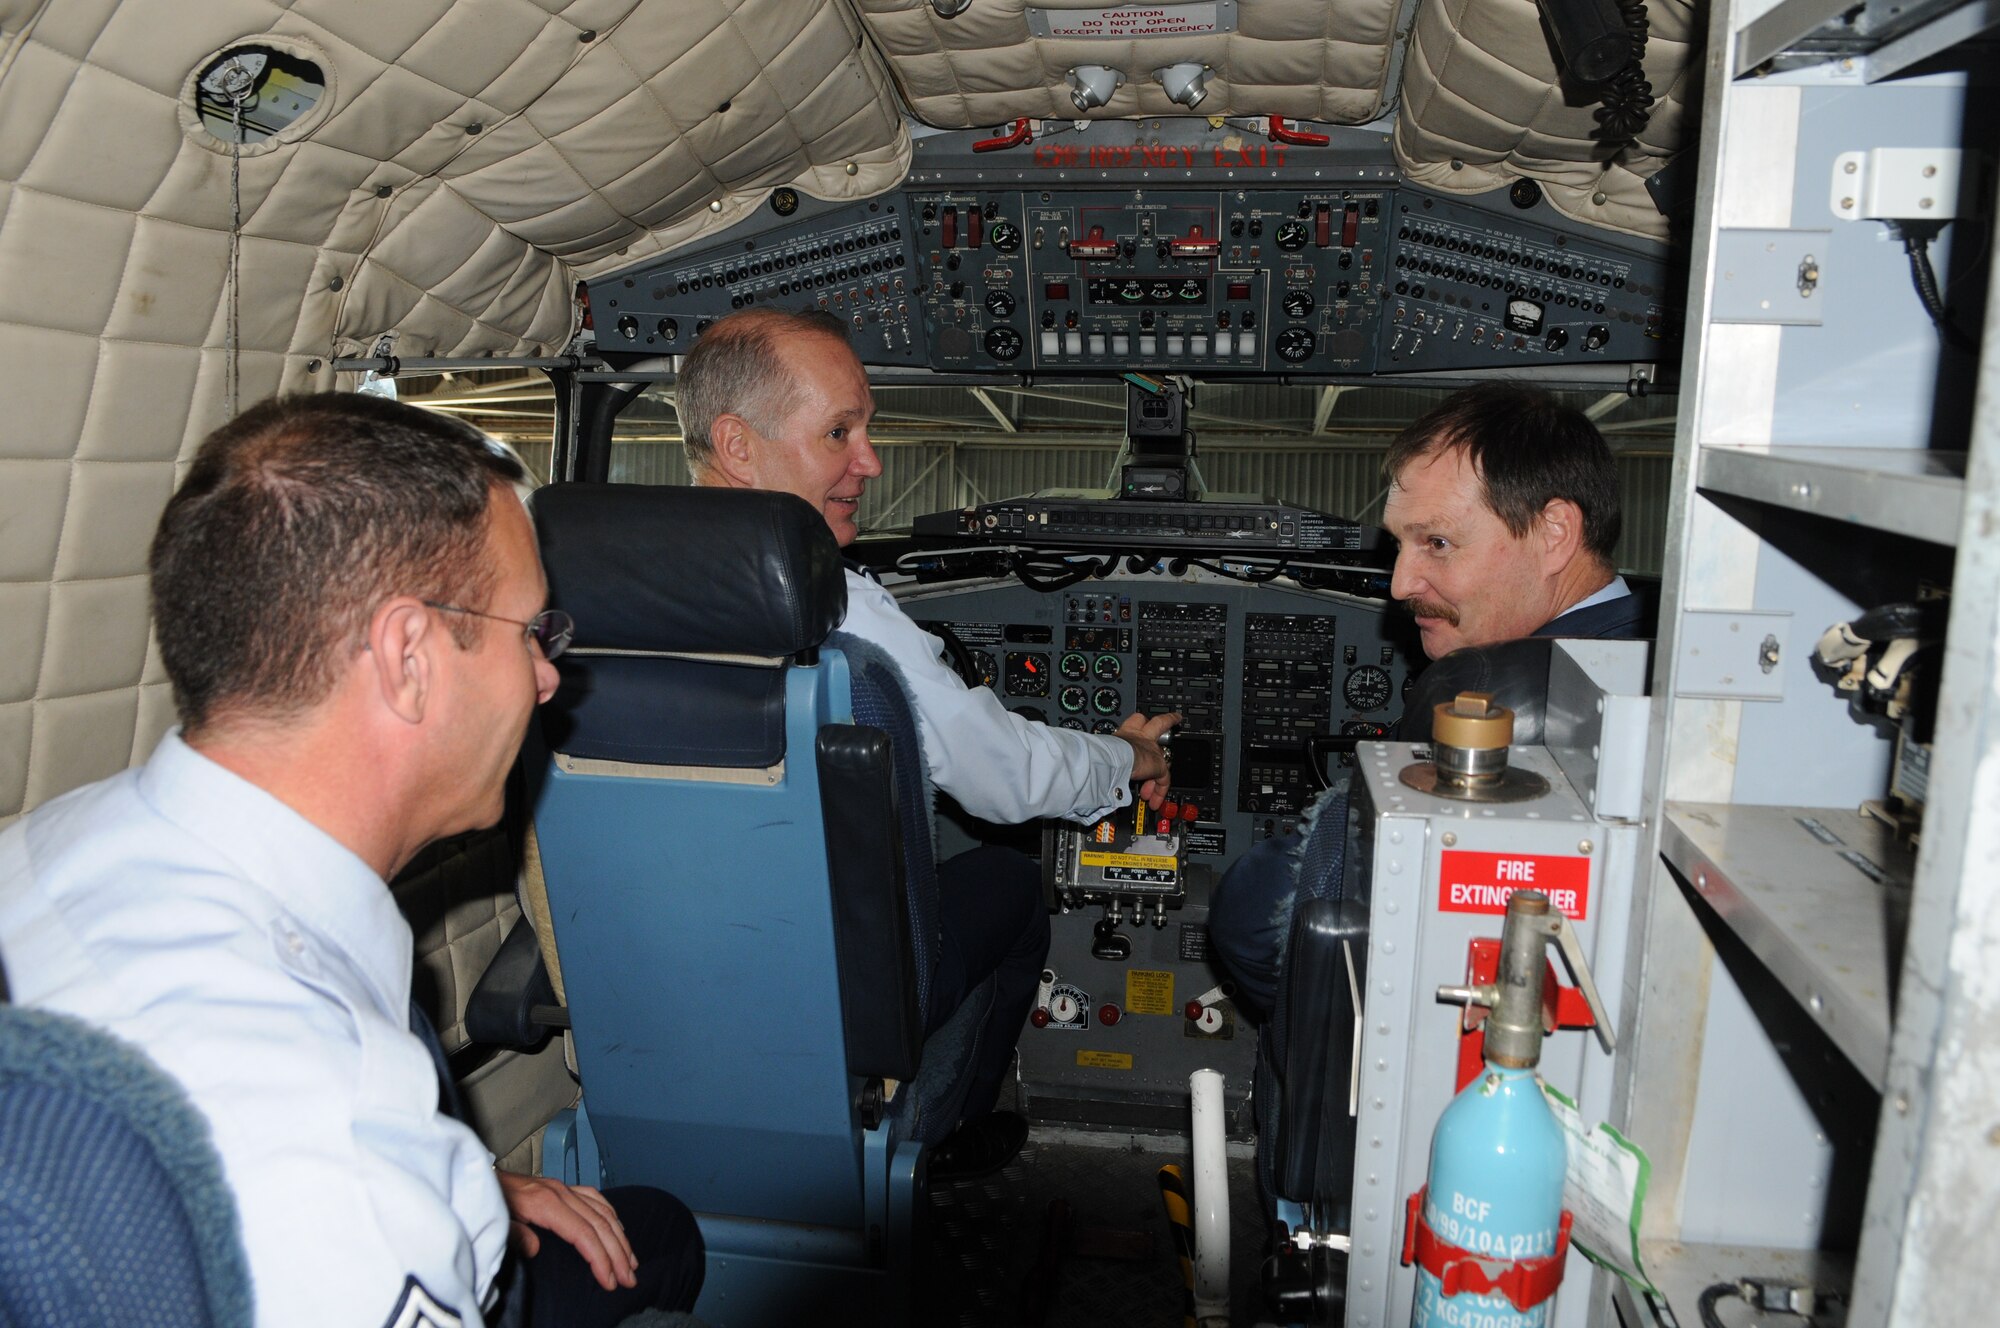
top-left (1437, 851), bottom-right (1590, 920)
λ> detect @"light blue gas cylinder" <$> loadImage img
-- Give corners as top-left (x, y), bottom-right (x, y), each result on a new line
top-left (1410, 887), bottom-right (1603, 1328)
top-left (1411, 1061), bottom-right (1567, 1328)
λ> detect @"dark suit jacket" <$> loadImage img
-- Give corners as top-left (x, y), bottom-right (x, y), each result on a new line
top-left (1534, 589), bottom-right (1649, 641)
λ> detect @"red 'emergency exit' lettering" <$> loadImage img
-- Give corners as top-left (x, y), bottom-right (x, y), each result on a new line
top-left (1437, 851), bottom-right (1590, 920)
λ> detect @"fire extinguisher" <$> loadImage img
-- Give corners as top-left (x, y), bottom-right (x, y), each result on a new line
top-left (1404, 890), bottom-right (1614, 1327)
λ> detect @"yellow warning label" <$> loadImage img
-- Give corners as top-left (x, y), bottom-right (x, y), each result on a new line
top-left (1125, 968), bottom-right (1175, 1015)
top-left (1078, 851), bottom-right (1178, 870)
top-left (1076, 1050), bottom-right (1134, 1070)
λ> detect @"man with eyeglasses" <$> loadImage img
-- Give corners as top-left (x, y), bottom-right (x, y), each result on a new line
top-left (0, 394), bottom-right (702, 1327)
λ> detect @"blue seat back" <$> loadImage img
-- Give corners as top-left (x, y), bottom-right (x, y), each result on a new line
top-left (525, 485), bottom-right (976, 1258)
top-left (0, 1002), bottom-right (252, 1328)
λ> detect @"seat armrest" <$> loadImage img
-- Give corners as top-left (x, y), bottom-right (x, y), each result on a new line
top-left (466, 919), bottom-right (565, 1049)
top-left (816, 723), bottom-right (923, 1084)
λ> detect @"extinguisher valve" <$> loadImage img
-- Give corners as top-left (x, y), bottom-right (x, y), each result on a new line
top-left (1435, 892), bottom-right (1615, 1068)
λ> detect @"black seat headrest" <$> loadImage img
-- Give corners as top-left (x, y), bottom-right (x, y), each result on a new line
top-left (530, 484), bottom-right (846, 657)
top-left (1398, 638), bottom-right (1558, 746)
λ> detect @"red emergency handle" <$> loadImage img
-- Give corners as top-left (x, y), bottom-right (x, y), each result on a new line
top-left (973, 117), bottom-right (1034, 152)
top-left (1267, 116), bottom-right (1331, 146)
top-left (1400, 1187), bottom-right (1573, 1312)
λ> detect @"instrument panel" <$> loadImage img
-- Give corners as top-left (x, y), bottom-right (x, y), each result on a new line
top-left (903, 574), bottom-right (1417, 855)
top-left (584, 126), bottom-right (1676, 381)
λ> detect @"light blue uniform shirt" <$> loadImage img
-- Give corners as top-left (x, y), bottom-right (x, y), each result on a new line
top-left (0, 731), bottom-right (508, 1328)
top-left (842, 568), bottom-right (1136, 823)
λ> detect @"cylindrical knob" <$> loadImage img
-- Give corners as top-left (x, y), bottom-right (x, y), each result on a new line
top-left (1432, 691), bottom-right (1514, 786)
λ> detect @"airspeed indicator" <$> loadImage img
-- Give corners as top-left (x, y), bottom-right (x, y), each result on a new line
top-left (1343, 664), bottom-right (1393, 712)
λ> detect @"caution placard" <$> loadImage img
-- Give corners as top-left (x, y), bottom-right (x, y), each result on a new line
top-left (1077, 1050), bottom-right (1134, 1070)
top-left (1078, 851), bottom-right (1176, 870)
top-left (1125, 968), bottom-right (1175, 1015)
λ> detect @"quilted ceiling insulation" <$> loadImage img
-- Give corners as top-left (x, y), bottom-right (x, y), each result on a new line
top-left (0, 0), bottom-right (1696, 821)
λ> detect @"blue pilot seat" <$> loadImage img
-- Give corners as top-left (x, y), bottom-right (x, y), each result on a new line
top-left (523, 483), bottom-right (988, 1324)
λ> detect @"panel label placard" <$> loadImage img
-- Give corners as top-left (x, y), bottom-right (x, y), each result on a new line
top-left (1438, 850), bottom-right (1590, 920)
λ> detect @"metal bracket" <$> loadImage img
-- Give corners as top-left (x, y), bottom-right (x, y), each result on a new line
top-left (1675, 611), bottom-right (1793, 700)
top-left (1712, 229), bottom-right (1831, 326)
top-left (1831, 148), bottom-right (1976, 222)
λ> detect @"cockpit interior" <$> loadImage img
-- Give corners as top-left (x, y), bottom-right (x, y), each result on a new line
top-left (6, 0), bottom-right (1995, 1325)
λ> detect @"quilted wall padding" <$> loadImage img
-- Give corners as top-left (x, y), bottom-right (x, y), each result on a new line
top-left (855, 0), bottom-right (1401, 127)
top-left (1392, 0), bottom-right (1698, 242)
top-left (0, 0), bottom-right (910, 823)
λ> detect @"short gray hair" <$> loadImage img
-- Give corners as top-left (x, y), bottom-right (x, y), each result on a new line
top-left (677, 308), bottom-right (852, 475)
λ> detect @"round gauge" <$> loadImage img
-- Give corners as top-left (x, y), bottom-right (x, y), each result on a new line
top-left (1118, 280), bottom-right (1144, 302)
top-left (1275, 219), bottom-right (1310, 250)
top-left (1177, 279), bottom-right (1204, 301)
top-left (984, 289), bottom-right (1016, 317)
top-left (989, 219), bottom-right (1021, 253)
top-left (1275, 327), bottom-right (1317, 363)
top-left (984, 325), bottom-right (1024, 361)
top-left (1092, 718), bottom-right (1120, 735)
top-left (1147, 280), bottom-right (1176, 302)
top-left (974, 649), bottom-right (999, 689)
top-left (1059, 651), bottom-right (1089, 679)
top-left (1092, 653), bottom-right (1122, 681)
top-left (1281, 288), bottom-right (1315, 318)
top-left (1059, 716), bottom-right (1085, 730)
top-left (1059, 685), bottom-right (1088, 714)
top-left (1005, 652), bottom-right (1049, 698)
top-left (1344, 664), bottom-right (1394, 712)
top-left (1091, 687), bottom-right (1122, 716)
top-left (1341, 719), bottom-right (1391, 738)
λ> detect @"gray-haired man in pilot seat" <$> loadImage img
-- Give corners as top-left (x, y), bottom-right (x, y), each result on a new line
top-left (0, 393), bottom-right (702, 1327)
top-left (679, 306), bottom-right (1180, 1180)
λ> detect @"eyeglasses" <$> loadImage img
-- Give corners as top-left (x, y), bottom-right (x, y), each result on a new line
top-left (424, 602), bottom-right (575, 661)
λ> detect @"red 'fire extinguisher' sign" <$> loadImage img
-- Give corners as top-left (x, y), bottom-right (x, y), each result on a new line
top-left (1437, 851), bottom-right (1590, 920)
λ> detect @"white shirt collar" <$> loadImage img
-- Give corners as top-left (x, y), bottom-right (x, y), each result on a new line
top-left (1563, 574), bottom-right (1630, 615)
top-left (136, 729), bottom-right (413, 1016)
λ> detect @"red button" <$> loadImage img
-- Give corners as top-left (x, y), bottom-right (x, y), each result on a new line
top-left (1160, 800), bottom-right (1181, 821)
top-left (1184, 1000), bottom-right (1205, 1021)
top-left (1098, 1004), bottom-right (1122, 1026)
top-left (1030, 1007), bottom-right (1051, 1028)
top-left (1181, 804), bottom-right (1199, 822)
